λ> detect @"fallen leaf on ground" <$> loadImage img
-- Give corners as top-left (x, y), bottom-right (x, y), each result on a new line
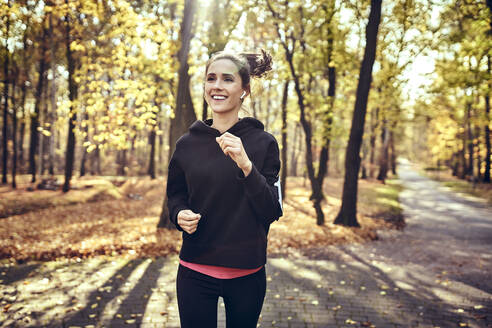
top-left (361, 322), bottom-right (375, 328)
top-left (473, 314), bottom-right (486, 320)
top-left (3, 304), bottom-right (11, 312)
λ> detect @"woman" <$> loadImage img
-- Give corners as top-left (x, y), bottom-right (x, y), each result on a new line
top-left (166, 49), bottom-right (283, 328)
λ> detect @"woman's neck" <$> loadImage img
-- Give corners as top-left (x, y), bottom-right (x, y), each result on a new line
top-left (211, 111), bottom-right (240, 134)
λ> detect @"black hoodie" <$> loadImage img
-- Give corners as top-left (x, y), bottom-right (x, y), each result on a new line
top-left (166, 117), bottom-right (283, 269)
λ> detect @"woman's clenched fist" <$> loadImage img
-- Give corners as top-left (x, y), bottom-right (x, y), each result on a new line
top-left (177, 209), bottom-right (201, 234)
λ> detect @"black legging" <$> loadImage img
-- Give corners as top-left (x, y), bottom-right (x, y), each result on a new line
top-left (176, 263), bottom-right (267, 328)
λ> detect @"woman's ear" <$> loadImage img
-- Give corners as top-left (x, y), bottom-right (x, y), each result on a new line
top-left (240, 86), bottom-right (251, 100)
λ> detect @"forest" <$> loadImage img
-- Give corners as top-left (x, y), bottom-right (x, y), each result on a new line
top-left (0, 0), bottom-right (491, 260)
top-left (1, 2), bottom-right (492, 327)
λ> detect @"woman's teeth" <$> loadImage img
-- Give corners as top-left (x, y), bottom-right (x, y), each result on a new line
top-left (212, 95), bottom-right (227, 100)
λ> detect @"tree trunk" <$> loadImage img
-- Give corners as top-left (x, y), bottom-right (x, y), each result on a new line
top-left (458, 130), bottom-right (466, 179)
top-left (2, 0), bottom-right (10, 184)
top-left (377, 117), bottom-right (389, 183)
top-left (11, 68), bottom-right (17, 188)
top-left (18, 89), bottom-right (26, 168)
top-left (452, 151), bottom-right (458, 176)
top-left (63, 1), bottom-right (78, 192)
top-left (148, 129), bottom-right (157, 179)
top-left (80, 111), bottom-right (89, 177)
top-left (90, 122), bottom-right (101, 175)
top-left (289, 123), bottom-right (299, 176)
top-left (334, 0), bottom-right (382, 227)
top-left (168, 0), bottom-right (197, 158)
top-left (390, 128), bottom-right (397, 176)
top-left (287, 52), bottom-right (323, 224)
top-left (311, 30), bottom-right (337, 220)
top-left (361, 142), bottom-right (368, 179)
top-left (466, 101), bottom-right (473, 178)
top-left (369, 107), bottom-right (379, 178)
top-left (202, 99), bottom-right (208, 121)
top-left (48, 14), bottom-right (57, 176)
top-left (158, 0), bottom-right (197, 228)
top-left (474, 120), bottom-right (482, 181)
top-left (484, 55), bottom-right (491, 183)
top-left (322, 27), bottom-right (336, 180)
top-left (39, 74), bottom-right (48, 176)
top-left (148, 91), bottom-right (159, 179)
top-left (251, 97), bottom-right (258, 118)
top-left (93, 146), bottom-right (101, 175)
top-left (47, 109), bottom-right (55, 176)
top-left (30, 23), bottom-right (48, 183)
top-left (280, 80), bottom-right (289, 201)
top-left (18, 1), bottom-right (31, 171)
top-left (117, 149), bottom-right (127, 176)
top-left (158, 116), bottom-right (165, 175)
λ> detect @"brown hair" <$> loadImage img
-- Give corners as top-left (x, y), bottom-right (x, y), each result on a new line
top-left (205, 49), bottom-right (273, 87)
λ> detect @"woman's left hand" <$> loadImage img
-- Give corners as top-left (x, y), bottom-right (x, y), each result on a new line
top-left (216, 132), bottom-right (252, 176)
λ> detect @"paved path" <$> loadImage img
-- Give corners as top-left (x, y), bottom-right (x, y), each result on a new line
top-left (1, 160), bottom-right (491, 328)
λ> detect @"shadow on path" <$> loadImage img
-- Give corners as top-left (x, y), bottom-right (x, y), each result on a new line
top-left (62, 258), bottom-right (147, 327)
top-left (265, 251), bottom-right (487, 327)
top-left (107, 258), bottom-right (165, 327)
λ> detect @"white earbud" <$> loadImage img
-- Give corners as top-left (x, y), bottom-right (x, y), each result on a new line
top-left (240, 91), bottom-right (247, 100)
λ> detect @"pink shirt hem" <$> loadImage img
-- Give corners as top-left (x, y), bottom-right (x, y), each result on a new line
top-left (179, 259), bottom-right (263, 279)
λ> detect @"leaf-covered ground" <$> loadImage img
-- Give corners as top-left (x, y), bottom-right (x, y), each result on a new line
top-left (0, 176), bottom-right (404, 263)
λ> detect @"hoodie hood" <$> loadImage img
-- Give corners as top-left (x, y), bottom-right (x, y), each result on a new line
top-left (189, 117), bottom-right (265, 137)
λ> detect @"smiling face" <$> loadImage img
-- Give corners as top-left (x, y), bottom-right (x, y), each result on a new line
top-left (204, 59), bottom-right (249, 115)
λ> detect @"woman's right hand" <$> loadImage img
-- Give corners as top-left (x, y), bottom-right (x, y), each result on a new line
top-left (177, 209), bottom-right (201, 234)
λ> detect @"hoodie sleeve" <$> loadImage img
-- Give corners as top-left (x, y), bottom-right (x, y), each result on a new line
top-left (166, 149), bottom-right (187, 232)
top-left (237, 137), bottom-right (283, 226)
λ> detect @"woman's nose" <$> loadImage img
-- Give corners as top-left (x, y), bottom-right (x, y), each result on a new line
top-left (213, 79), bottom-right (223, 89)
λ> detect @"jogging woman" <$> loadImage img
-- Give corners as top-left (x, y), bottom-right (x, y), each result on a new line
top-left (166, 49), bottom-right (283, 328)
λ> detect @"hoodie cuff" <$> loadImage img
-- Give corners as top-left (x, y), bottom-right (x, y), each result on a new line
top-left (237, 163), bottom-right (265, 196)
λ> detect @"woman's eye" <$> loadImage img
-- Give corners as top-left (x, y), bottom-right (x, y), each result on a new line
top-left (224, 78), bottom-right (233, 82)
top-left (207, 77), bottom-right (215, 81)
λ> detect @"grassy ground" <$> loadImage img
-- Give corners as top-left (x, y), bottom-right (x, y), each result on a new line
top-left (0, 174), bottom-right (404, 263)
top-left (418, 166), bottom-right (492, 205)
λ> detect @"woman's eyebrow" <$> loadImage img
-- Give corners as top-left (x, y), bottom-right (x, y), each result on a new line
top-left (206, 72), bottom-right (235, 78)
top-left (207, 73), bottom-right (234, 79)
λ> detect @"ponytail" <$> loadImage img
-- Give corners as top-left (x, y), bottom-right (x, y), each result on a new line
top-left (241, 49), bottom-right (273, 78)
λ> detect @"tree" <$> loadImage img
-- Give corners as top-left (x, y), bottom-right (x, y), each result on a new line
top-left (1, 0), bottom-right (10, 184)
top-left (29, 16), bottom-right (49, 184)
top-left (484, 0), bottom-right (491, 182)
top-left (334, 0), bottom-right (382, 227)
top-left (427, 0), bottom-right (491, 182)
top-left (280, 80), bottom-right (289, 200)
top-left (11, 64), bottom-right (17, 188)
top-left (158, 0), bottom-right (197, 228)
top-left (62, 0), bottom-right (78, 192)
top-left (265, 0), bottom-right (341, 225)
